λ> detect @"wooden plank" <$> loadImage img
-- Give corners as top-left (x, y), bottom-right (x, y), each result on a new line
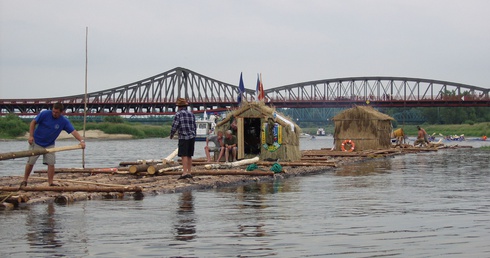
top-left (237, 117), bottom-right (244, 159)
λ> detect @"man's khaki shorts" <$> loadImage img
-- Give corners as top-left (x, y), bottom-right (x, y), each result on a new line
top-left (26, 143), bottom-right (55, 165)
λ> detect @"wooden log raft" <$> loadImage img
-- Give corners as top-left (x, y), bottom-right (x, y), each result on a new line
top-left (0, 185), bottom-right (143, 193)
top-left (0, 145), bottom-right (82, 161)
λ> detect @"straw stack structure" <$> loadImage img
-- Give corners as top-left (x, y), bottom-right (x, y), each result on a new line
top-left (333, 106), bottom-right (394, 151)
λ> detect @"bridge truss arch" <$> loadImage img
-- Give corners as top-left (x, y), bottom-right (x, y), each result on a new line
top-left (264, 77), bottom-right (489, 108)
top-left (0, 67), bottom-right (255, 116)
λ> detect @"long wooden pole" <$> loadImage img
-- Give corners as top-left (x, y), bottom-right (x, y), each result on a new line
top-left (82, 26), bottom-right (88, 168)
top-left (0, 145), bottom-right (82, 160)
top-left (16, 176), bottom-right (129, 187)
top-left (1, 186), bottom-right (142, 193)
top-left (33, 167), bottom-right (124, 174)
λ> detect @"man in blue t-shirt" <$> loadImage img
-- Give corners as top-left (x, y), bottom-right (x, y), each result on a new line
top-left (21, 102), bottom-right (86, 187)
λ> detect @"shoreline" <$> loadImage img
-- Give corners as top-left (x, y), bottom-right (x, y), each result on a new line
top-left (7, 130), bottom-right (134, 141)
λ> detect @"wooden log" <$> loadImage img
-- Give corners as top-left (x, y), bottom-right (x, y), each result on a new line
top-left (158, 165), bottom-right (182, 173)
top-left (158, 170), bottom-right (274, 176)
top-left (34, 167), bottom-right (123, 174)
top-left (119, 161), bottom-right (140, 166)
top-left (129, 164), bottom-right (150, 174)
top-left (162, 148), bottom-right (178, 164)
top-left (22, 176), bottom-right (131, 188)
top-left (0, 185), bottom-right (143, 193)
top-left (1, 202), bottom-right (15, 210)
top-left (136, 159), bottom-right (162, 164)
top-left (54, 192), bottom-right (90, 204)
top-left (119, 160), bottom-right (159, 166)
top-left (300, 157), bottom-right (336, 161)
top-left (147, 164), bottom-right (166, 175)
top-left (204, 157), bottom-right (259, 170)
top-left (1, 195), bottom-right (29, 207)
top-left (257, 161), bottom-right (336, 167)
top-left (0, 145), bottom-right (82, 161)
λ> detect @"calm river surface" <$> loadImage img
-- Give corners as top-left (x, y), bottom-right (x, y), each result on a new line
top-left (1, 137), bottom-right (489, 257)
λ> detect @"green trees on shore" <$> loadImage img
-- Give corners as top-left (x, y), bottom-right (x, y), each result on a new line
top-left (1, 106), bottom-right (489, 139)
top-left (0, 114), bottom-right (29, 138)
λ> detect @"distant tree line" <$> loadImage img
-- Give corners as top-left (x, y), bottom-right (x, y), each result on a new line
top-left (381, 107), bottom-right (490, 125)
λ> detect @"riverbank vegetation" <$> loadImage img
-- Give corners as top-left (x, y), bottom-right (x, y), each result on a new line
top-left (0, 115), bottom-right (173, 140)
top-left (1, 112), bottom-right (488, 140)
top-left (0, 114), bottom-right (29, 138)
top-left (71, 117), bottom-right (172, 139)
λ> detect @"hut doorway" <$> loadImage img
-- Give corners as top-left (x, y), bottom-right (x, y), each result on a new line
top-left (243, 118), bottom-right (261, 155)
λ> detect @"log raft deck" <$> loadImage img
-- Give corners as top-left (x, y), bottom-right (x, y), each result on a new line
top-left (1, 144), bottom-right (469, 208)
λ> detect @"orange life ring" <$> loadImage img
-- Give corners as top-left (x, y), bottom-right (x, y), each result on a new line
top-left (341, 140), bottom-right (355, 152)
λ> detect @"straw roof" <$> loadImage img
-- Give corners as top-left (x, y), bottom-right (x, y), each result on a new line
top-left (217, 102), bottom-right (298, 129)
top-left (333, 106), bottom-right (394, 121)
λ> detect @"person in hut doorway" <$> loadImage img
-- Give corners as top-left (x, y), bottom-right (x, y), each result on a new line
top-left (170, 98), bottom-right (196, 180)
top-left (224, 130), bottom-right (238, 162)
top-left (204, 130), bottom-right (224, 162)
top-left (21, 102), bottom-right (86, 188)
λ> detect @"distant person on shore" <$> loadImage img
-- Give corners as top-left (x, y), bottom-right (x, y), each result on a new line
top-left (21, 102), bottom-right (86, 187)
top-left (204, 130), bottom-right (224, 162)
top-left (414, 125), bottom-right (429, 146)
top-left (224, 130), bottom-right (238, 162)
top-left (169, 98), bottom-right (196, 180)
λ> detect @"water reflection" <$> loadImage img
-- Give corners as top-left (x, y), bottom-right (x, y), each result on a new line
top-left (334, 158), bottom-right (393, 177)
top-left (174, 191), bottom-right (196, 241)
top-left (25, 203), bottom-right (62, 249)
top-left (219, 179), bottom-right (297, 195)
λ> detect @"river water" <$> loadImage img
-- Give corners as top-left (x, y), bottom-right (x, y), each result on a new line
top-left (1, 137), bottom-right (489, 257)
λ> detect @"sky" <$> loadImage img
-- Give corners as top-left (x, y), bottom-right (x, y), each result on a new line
top-left (1, 0), bottom-right (489, 99)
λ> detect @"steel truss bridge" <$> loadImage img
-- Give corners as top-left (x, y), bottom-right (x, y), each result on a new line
top-left (1, 67), bottom-right (489, 117)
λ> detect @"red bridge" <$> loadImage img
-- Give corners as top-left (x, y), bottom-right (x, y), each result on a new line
top-left (1, 67), bottom-right (489, 116)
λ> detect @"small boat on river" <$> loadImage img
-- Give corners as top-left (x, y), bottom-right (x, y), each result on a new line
top-left (195, 112), bottom-right (216, 141)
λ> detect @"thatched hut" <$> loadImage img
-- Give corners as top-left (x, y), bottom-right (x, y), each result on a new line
top-left (333, 106), bottom-right (394, 151)
top-left (215, 102), bottom-right (301, 161)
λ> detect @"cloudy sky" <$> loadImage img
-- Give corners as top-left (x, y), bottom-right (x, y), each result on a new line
top-left (1, 0), bottom-right (489, 99)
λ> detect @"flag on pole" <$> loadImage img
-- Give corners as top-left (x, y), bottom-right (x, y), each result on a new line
top-left (256, 73), bottom-right (265, 101)
top-left (255, 74), bottom-right (260, 101)
top-left (238, 72), bottom-right (245, 105)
